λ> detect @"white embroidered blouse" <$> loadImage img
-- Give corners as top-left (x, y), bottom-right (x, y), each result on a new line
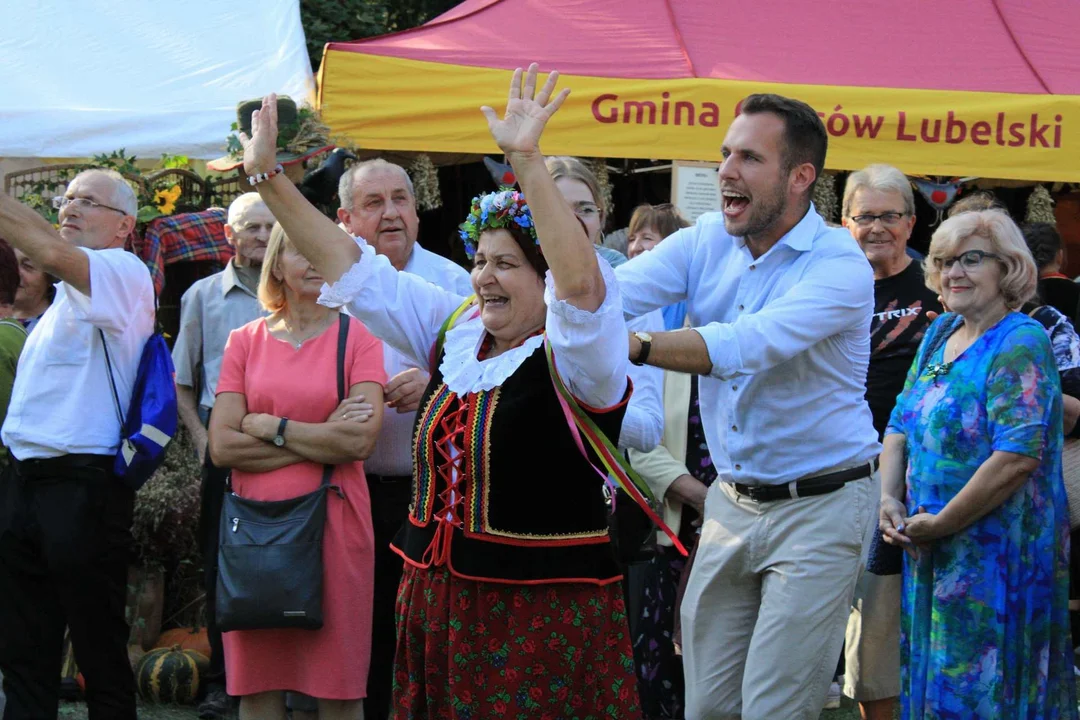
top-left (319, 236), bottom-right (630, 411)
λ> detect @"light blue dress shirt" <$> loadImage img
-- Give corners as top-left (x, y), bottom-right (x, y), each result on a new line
top-left (615, 205), bottom-right (881, 486)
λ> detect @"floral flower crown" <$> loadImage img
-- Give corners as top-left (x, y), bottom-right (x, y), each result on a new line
top-left (458, 188), bottom-right (538, 260)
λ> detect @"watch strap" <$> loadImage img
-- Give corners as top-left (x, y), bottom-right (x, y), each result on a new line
top-left (633, 334), bottom-right (652, 366)
top-left (276, 416), bottom-right (288, 442)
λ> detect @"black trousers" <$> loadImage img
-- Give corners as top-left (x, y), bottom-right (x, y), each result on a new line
top-left (363, 473), bottom-right (411, 720)
top-left (197, 449), bottom-right (230, 693)
top-left (0, 455), bottom-right (136, 720)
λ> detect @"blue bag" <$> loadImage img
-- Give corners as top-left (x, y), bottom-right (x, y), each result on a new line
top-left (100, 329), bottom-right (178, 490)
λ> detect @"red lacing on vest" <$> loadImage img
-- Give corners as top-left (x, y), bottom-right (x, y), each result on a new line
top-left (420, 397), bottom-right (468, 567)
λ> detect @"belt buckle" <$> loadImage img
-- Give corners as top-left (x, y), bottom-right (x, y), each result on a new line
top-left (746, 485), bottom-right (768, 502)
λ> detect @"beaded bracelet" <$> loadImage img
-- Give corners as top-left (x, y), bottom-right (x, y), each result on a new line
top-left (248, 164), bottom-right (285, 186)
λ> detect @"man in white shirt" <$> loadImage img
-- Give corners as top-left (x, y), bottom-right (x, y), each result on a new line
top-left (171, 192), bottom-right (273, 719)
top-left (0, 169), bottom-right (155, 720)
top-left (615, 95), bottom-right (880, 719)
top-left (335, 159), bottom-right (472, 720)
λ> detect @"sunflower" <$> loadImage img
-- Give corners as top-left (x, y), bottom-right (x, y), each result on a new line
top-left (153, 185), bottom-right (182, 215)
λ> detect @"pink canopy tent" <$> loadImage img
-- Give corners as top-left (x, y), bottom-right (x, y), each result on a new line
top-left (318, 0), bottom-right (1080, 181)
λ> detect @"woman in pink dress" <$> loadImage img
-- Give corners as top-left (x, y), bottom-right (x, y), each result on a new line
top-left (209, 223), bottom-right (386, 720)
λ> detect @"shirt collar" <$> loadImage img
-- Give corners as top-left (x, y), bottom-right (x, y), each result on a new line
top-left (401, 244), bottom-right (419, 273)
top-left (221, 259), bottom-right (258, 299)
top-left (732, 203), bottom-right (822, 254)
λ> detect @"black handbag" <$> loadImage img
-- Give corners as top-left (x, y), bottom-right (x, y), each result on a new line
top-left (216, 313), bottom-right (349, 631)
top-left (606, 485), bottom-right (656, 565)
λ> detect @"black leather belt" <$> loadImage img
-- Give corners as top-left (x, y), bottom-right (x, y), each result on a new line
top-left (13, 453), bottom-right (113, 479)
top-left (733, 461), bottom-right (875, 503)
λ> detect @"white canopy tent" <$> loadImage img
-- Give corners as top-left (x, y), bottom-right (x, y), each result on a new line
top-left (0, 0), bottom-right (315, 160)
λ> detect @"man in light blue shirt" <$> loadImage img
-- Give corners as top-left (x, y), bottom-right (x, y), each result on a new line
top-left (616, 94), bottom-right (880, 719)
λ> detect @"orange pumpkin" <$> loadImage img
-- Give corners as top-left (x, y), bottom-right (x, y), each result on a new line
top-left (153, 627), bottom-right (211, 660)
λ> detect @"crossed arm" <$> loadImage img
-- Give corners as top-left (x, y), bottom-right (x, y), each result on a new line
top-left (209, 383), bottom-right (384, 472)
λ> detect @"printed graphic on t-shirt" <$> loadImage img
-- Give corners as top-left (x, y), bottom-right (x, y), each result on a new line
top-left (872, 303), bottom-right (929, 360)
top-left (866, 261), bottom-right (942, 437)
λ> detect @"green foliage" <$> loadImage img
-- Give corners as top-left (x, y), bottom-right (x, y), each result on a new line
top-left (300, 0), bottom-right (464, 71)
top-left (92, 149), bottom-right (142, 176)
top-left (15, 150), bottom-right (196, 224)
top-left (160, 154), bottom-right (191, 170)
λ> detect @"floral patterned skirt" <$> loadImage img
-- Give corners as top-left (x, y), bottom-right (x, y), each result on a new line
top-left (392, 564), bottom-right (642, 720)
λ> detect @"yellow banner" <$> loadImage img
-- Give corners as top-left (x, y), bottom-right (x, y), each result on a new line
top-left (319, 52), bottom-right (1080, 183)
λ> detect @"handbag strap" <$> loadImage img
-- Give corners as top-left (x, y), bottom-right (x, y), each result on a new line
top-left (321, 313), bottom-right (350, 489)
top-left (99, 329), bottom-right (126, 429)
top-left (543, 338), bottom-right (688, 556)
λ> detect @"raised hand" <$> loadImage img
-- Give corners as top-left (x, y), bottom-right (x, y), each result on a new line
top-left (239, 94), bottom-right (280, 176)
top-left (481, 63), bottom-right (570, 157)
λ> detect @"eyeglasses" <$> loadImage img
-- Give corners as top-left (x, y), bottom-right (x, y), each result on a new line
top-left (572, 202), bottom-right (600, 219)
top-left (932, 249), bottom-right (1001, 271)
top-left (849, 212), bottom-right (907, 227)
top-left (52, 196), bottom-right (128, 215)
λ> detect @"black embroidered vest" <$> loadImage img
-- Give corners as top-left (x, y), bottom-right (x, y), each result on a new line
top-left (391, 343), bottom-right (628, 584)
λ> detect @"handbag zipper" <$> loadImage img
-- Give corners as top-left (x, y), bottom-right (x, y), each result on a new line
top-left (231, 517), bottom-right (305, 532)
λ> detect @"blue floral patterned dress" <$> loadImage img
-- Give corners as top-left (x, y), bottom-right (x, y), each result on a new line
top-left (887, 312), bottom-right (1077, 719)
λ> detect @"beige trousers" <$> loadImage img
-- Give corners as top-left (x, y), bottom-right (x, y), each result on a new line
top-left (843, 571), bottom-right (902, 702)
top-left (680, 474), bottom-right (874, 720)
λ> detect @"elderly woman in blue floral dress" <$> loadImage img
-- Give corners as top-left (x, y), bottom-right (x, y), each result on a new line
top-left (881, 208), bottom-right (1077, 719)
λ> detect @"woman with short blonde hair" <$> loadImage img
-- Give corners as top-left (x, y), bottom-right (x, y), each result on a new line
top-left (881, 209), bottom-right (1075, 717)
top-left (210, 222), bottom-right (387, 720)
top-left (922, 209), bottom-right (1037, 309)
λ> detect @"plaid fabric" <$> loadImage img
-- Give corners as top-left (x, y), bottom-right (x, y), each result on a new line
top-left (130, 209), bottom-right (234, 294)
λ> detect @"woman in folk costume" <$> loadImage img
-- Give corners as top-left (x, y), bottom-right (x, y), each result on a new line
top-left (240, 65), bottom-right (665, 718)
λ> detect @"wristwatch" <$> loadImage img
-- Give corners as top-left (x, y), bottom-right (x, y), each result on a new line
top-left (272, 417), bottom-right (288, 447)
top-left (631, 332), bottom-right (653, 366)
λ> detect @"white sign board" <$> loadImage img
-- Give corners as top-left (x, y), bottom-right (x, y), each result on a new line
top-left (671, 161), bottom-right (721, 223)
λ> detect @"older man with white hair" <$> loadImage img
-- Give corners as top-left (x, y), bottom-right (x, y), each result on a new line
top-left (171, 192), bottom-right (275, 719)
top-left (839, 163), bottom-right (942, 720)
top-left (0, 168), bottom-right (155, 720)
top-left (335, 158), bottom-right (472, 720)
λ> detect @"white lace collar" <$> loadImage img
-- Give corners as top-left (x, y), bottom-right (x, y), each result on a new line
top-left (438, 315), bottom-right (544, 395)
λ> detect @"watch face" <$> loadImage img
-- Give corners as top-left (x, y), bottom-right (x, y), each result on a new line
top-left (637, 332), bottom-right (653, 342)
top-left (273, 435), bottom-right (285, 447)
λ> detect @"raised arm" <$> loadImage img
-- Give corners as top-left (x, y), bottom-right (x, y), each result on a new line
top-left (240, 95), bottom-right (466, 365)
top-left (240, 95), bottom-right (360, 285)
top-left (0, 193), bottom-right (98, 296)
top-left (481, 65), bottom-right (628, 407)
top-left (481, 65), bottom-right (604, 312)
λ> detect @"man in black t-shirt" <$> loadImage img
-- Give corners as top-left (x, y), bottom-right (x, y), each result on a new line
top-left (1022, 222), bottom-right (1080, 327)
top-left (865, 263), bottom-right (943, 435)
top-left (838, 164), bottom-right (942, 720)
